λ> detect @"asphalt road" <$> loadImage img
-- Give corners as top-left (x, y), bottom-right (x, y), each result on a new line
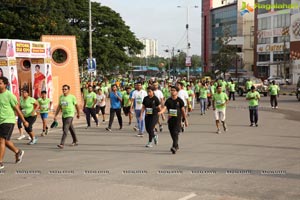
top-left (0, 95), bottom-right (299, 200)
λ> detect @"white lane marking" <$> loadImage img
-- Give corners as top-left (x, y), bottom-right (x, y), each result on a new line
top-left (0, 183), bottom-right (32, 193)
top-left (178, 193), bottom-right (197, 200)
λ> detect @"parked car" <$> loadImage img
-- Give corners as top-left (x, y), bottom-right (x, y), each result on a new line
top-left (236, 77), bottom-right (268, 96)
top-left (267, 76), bottom-right (287, 85)
top-left (296, 77), bottom-right (300, 101)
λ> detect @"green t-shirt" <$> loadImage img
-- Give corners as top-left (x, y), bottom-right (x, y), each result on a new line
top-left (213, 92), bottom-right (228, 110)
top-left (0, 90), bottom-right (18, 124)
top-left (210, 85), bottom-right (216, 95)
top-left (200, 87), bottom-right (208, 98)
top-left (122, 91), bottom-right (131, 107)
top-left (187, 89), bottom-right (194, 102)
top-left (20, 97), bottom-right (37, 118)
top-left (38, 98), bottom-right (51, 113)
top-left (83, 88), bottom-right (89, 98)
top-left (246, 81), bottom-right (253, 90)
top-left (194, 84), bottom-right (200, 93)
top-left (59, 94), bottom-right (77, 118)
top-left (162, 87), bottom-right (170, 99)
top-left (246, 91), bottom-right (260, 106)
top-left (85, 92), bottom-right (97, 108)
top-left (269, 85), bottom-right (280, 95)
top-left (228, 82), bottom-right (236, 92)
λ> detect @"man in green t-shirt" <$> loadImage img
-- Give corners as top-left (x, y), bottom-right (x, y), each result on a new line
top-left (83, 85), bottom-right (98, 128)
top-left (0, 77), bottom-right (28, 169)
top-left (54, 84), bottom-right (80, 149)
top-left (245, 79), bottom-right (253, 92)
top-left (212, 85), bottom-right (229, 134)
top-left (269, 81), bottom-right (280, 109)
top-left (122, 86), bottom-right (133, 125)
top-left (199, 83), bottom-right (208, 115)
top-left (246, 86), bottom-right (260, 127)
top-left (228, 80), bottom-right (236, 101)
top-left (38, 91), bottom-right (51, 136)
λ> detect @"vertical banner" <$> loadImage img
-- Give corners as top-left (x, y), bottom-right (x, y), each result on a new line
top-left (45, 63), bottom-right (53, 102)
top-left (0, 59), bottom-right (19, 100)
top-left (31, 58), bottom-right (46, 99)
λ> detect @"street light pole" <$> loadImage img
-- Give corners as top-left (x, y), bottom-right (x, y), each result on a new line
top-left (89, 0), bottom-right (92, 60)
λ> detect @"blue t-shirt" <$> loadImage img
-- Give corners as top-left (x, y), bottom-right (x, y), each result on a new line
top-left (109, 91), bottom-right (122, 109)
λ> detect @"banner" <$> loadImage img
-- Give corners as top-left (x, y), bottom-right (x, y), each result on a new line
top-left (31, 59), bottom-right (46, 99)
top-left (0, 58), bottom-right (19, 100)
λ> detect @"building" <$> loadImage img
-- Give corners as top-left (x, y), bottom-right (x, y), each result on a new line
top-left (202, 0), bottom-right (255, 76)
top-left (254, 0), bottom-right (300, 84)
top-left (137, 38), bottom-right (158, 58)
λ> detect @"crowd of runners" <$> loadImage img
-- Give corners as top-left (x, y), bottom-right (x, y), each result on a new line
top-left (0, 75), bottom-right (281, 169)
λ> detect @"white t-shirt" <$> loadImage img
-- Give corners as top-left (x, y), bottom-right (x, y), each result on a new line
top-left (154, 90), bottom-right (164, 102)
top-left (178, 89), bottom-right (189, 106)
top-left (131, 90), bottom-right (147, 110)
top-left (96, 94), bottom-right (106, 107)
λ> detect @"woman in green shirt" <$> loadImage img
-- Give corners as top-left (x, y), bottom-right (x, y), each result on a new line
top-left (20, 88), bottom-right (39, 145)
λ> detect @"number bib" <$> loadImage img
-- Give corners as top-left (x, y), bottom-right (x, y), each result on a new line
top-left (146, 108), bottom-right (153, 115)
top-left (136, 97), bottom-right (143, 105)
top-left (41, 104), bottom-right (48, 111)
top-left (216, 100), bottom-right (223, 105)
top-left (169, 109), bottom-right (177, 117)
top-left (21, 109), bottom-right (26, 115)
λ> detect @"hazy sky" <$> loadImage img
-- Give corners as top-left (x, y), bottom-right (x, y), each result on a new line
top-left (96, 0), bottom-right (202, 56)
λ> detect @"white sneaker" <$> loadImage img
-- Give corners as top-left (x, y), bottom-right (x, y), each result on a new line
top-left (27, 136), bottom-right (31, 140)
top-left (17, 135), bottom-right (26, 140)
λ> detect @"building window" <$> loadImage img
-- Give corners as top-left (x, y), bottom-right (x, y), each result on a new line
top-left (258, 38), bottom-right (271, 44)
top-left (273, 52), bottom-right (289, 61)
top-left (273, 14), bottom-right (290, 28)
top-left (257, 66), bottom-right (269, 77)
top-left (257, 0), bottom-right (271, 14)
top-left (258, 17), bottom-right (271, 30)
top-left (258, 53), bottom-right (271, 62)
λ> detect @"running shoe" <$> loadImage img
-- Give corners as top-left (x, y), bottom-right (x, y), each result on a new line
top-left (17, 134), bottom-right (26, 140)
top-left (57, 144), bottom-right (64, 149)
top-left (16, 150), bottom-right (24, 164)
top-left (45, 128), bottom-right (49, 135)
top-left (70, 142), bottom-right (78, 146)
top-left (136, 133), bottom-right (144, 137)
top-left (145, 142), bottom-right (153, 148)
top-left (105, 127), bottom-right (112, 132)
top-left (0, 163), bottom-right (4, 170)
top-left (41, 131), bottom-right (45, 137)
top-left (170, 147), bottom-right (177, 154)
top-left (216, 129), bottom-right (221, 134)
top-left (153, 135), bottom-right (158, 145)
top-left (133, 127), bottom-right (139, 131)
top-left (159, 124), bottom-right (163, 132)
top-left (28, 137), bottom-right (38, 145)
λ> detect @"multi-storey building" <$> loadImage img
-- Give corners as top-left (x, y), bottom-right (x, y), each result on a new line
top-left (137, 38), bottom-right (158, 58)
top-left (202, 0), bottom-right (255, 75)
top-left (254, 0), bottom-right (300, 83)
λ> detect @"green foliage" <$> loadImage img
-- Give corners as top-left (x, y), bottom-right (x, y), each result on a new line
top-left (0, 0), bottom-right (144, 72)
top-left (212, 26), bottom-right (237, 78)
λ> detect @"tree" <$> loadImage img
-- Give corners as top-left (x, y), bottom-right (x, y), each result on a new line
top-left (212, 26), bottom-right (237, 79)
top-left (0, 0), bottom-right (144, 72)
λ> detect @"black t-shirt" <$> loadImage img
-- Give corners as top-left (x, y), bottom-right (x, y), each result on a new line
top-left (164, 97), bottom-right (184, 125)
top-left (142, 95), bottom-right (160, 115)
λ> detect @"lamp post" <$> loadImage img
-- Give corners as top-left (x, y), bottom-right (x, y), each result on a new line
top-left (177, 5), bottom-right (198, 82)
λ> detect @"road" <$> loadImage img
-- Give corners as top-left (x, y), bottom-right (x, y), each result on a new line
top-left (0, 95), bottom-right (299, 200)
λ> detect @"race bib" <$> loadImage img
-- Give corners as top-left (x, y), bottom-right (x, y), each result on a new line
top-left (21, 109), bottom-right (26, 115)
top-left (146, 108), bottom-right (153, 115)
top-left (216, 100), bottom-right (223, 105)
top-left (169, 109), bottom-right (177, 117)
top-left (61, 101), bottom-right (68, 108)
top-left (136, 97), bottom-right (142, 105)
top-left (41, 105), bottom-right (48, 111)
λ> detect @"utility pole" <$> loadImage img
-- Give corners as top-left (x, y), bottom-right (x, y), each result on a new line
top-left (89, 0), bottom-right (93, 82)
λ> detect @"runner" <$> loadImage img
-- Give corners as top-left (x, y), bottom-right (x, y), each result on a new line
top-left (187, 84), bottom-right (195, 115)
top-left (212, 85), bottom-right (229, 134)
top-left (176, 82), bottom-right (191, 132)
top-left (140, 86), bottom-right (161, 147)
top-left (122, 86), bottom-right (133, 125)
top-left (105, 84), bottom-right (123, 132)
top-left (95, 88), bottom-right (106, 123)
top-left (199, 82), bottom-right (208, 115)
top-left (83, 85), bottom-right (98, 128)
top-left (228, 79), bottom-right (236, 101)
top-left (0, 77), bottom-right (28, 169)
top-left (20, 88), bottom-right (39, 145)
top-left (54, 85), bottom-right (80, 149)
top-left (153, 81), bottom-right (165, 132)
top-left (130, 82), bottom-right (147, 137)
top-left (246, 86), bottom-right (260, 127)
top-left (159, 86), bottom-right (188, 154)
top-left (269, 80), bottom-right (280, 109)
top-left (38, 91), bottom-right (51, 136)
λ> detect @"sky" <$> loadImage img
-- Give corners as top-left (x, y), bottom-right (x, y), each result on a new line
top-left (96, 0), bottom-right (202, 57)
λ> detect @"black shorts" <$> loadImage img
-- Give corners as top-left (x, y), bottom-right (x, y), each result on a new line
top-left (123, 106), bottom-right (131, 115)
top-left (96, 105), bottom-right (106, 115)
top-left (0, 123), bottom-right (15, 140)
top-left (24, 115), bottom-right (37, 133)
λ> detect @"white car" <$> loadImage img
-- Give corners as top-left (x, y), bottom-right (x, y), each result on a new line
top-left (267, 76), bottom-right (286, 85)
